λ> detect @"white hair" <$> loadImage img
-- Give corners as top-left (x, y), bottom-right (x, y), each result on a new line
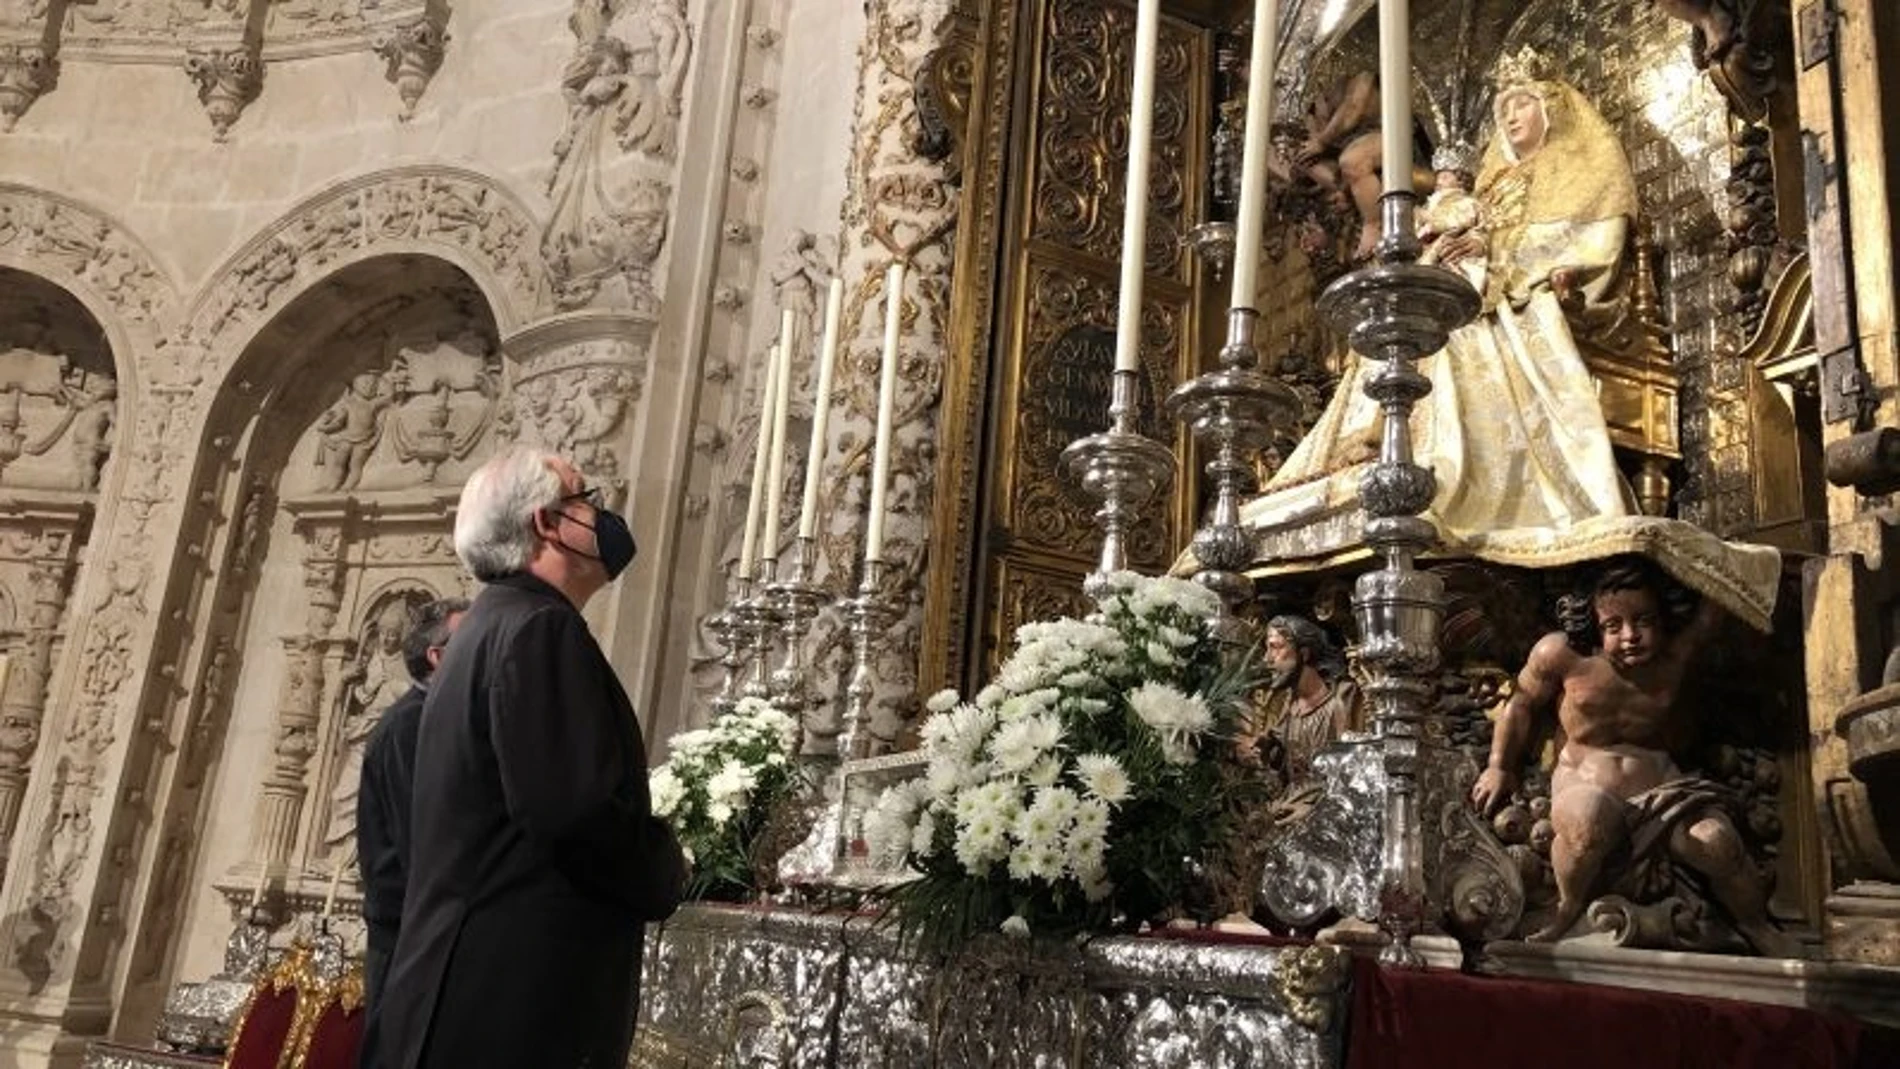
top-left (454, 446), bottom-right (566, 581)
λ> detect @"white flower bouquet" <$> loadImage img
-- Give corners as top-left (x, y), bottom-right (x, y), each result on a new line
top-left (866, 572), bottom-right (1262, 950)
top-left (650, 696), bottom-right (801, 900)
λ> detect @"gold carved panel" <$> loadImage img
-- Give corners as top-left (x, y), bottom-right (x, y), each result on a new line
top-left (969, 0), bottom-right (1210, 680)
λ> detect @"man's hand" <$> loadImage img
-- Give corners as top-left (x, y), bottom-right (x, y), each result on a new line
top-left (1470, 765), bottom-right (1519, 815)
top-left (1296, 138), bottom-right (1329, 168)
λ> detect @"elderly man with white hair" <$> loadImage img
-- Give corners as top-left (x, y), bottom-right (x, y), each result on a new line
top-left (376, 446), bottom-right (686, 1069)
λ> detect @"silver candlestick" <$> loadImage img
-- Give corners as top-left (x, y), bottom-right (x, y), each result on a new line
top-left (706, 578), bottom-right (753, 719)
top-left (776, 555), bottom-right (898, 892)
top-left (766, 536), bottom-right (831, 759)
top-left (1060, 369), bottom-right (1176, 599)
top-left (1315, 192), bottom-right (1477, 967)
top-left (1165, 306), bottom-right (1301, 620)
top-left (734, 561), bottom-right (782, 702)
top-left (838, 557), bottom-right (899, 760)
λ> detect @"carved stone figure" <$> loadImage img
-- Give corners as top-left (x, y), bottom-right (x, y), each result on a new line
top-left (543, 0), bottom-right (689, 309)
top-left (1233, 51), bottom-right (1782, 632)
top-left (1294, 72), bottom-right (1396, 262)
top-left (1470, 556), bottom-right (1798, 956)
top-left (313, 372), bottom-right (391, 492)
top-left (322, 597), bottom-right (414, 864)
top-left (1416, 142), bottom-right (1485, 292)
top-left (1249, 615), bottom-right (1363, 813)
top-left (67, 371), bottom-right (115, 491)
top-left (770, 228), bottom-right (838, 343)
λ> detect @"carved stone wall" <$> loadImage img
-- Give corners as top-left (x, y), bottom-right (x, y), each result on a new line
top-left (0, 0), bottom-right (708, 1049)
top-left (647, 0), bottom-right (873, 745)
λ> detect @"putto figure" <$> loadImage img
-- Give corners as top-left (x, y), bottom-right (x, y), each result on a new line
top-left (1470, 556), bottom-right (1797, 956)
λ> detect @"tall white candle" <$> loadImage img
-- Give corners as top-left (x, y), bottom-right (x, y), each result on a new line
top-left (761, 310), bottom-right (797, 560)
top-left (798, 279), bottom-right (846, 541)
top-left (864, 261), bottom-right (905, 564)
top-left (323, 858), bottom-right (345, 916)
top-left (1229, 0), bottom-right (1281, 310)
top-left (1378, 0), bottom-right (1412, 196)
top-left (737, 344), bottom-right (782, 580)
top-left (1113, 0), bottom-right (1163, 376)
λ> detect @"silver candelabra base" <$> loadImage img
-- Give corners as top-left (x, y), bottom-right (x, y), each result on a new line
top-left (1061, 368), bottom-right (1175, 599)
top-left (1166, 306), bottom-right (1301, 621)
top-left (1315, 193), bottom-right (1478, 966)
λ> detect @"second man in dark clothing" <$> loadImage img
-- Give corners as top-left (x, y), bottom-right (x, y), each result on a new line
top-left (355, 595), bottom-right (467, 1069)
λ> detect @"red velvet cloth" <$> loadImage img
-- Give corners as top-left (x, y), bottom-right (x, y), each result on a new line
top-left (1346, 958), bottom-right (1900, 1069)
top-left (299, 1000), bottom-right (365, 1069)
top-left (223, 985), bottom-right (297, 1069)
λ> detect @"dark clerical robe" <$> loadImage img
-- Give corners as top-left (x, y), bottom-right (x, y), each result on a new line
top-left (355, 681), bottom-right (427, 1069)
top-left (376, 573), bottom-right (686, 1069)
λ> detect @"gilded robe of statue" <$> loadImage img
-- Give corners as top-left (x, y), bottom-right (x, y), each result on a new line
top-left (1238, 73), bottom-right (1779, 628)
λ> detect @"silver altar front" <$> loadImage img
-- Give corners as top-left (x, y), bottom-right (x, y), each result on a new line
top-left (631, 904), bottom-right (1350, 1068)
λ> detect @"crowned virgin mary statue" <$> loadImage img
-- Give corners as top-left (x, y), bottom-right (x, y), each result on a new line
top-left (1236, 51), bottom-right (1780, 627)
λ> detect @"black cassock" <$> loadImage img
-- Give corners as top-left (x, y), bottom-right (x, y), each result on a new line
top-left (376, 573), bottom-right (686, 1069)
top-left (354, 681), bottom-right (426, 1069)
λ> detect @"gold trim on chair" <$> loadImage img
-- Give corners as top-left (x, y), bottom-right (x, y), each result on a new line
top-left (219, 943), bottom-right (309, 1069)
top-left (283, 963), bottom-right (365, 1069)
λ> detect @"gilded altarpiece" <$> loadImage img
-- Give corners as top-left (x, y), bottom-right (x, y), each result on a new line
top-left (972, 0), bottom-right (1210, 677)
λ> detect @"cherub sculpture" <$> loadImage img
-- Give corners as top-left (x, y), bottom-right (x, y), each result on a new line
top-left (1470, 557), bottom-right (1798, 956)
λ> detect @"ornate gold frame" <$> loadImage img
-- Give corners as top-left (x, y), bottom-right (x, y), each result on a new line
top-left (920, 0), bottom-right (1218, 693)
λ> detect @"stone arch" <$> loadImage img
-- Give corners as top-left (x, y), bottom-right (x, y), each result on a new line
top-left (107, 252), bottom-right (504, 1025)
top-left (181, 164), bottom-right (551, 384)
top-left (0, 184), bottom-right (182, 364)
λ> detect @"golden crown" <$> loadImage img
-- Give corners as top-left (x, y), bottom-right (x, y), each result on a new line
top-left (1491, 46), bottom-right (1553, 93)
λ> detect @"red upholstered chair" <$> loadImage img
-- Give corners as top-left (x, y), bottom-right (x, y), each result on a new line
top-left (288, 969), bottom-right (365, 1069)
top-left (219, 944), bottom-right (307, 1069)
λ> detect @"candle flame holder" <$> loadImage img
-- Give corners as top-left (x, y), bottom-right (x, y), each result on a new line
top-left (1061, 369), bottom-right (1176, 600)
top-left (707, 577), bottom-right (754, 719)
top-left (1316, 191), bottom-right (1478, 966)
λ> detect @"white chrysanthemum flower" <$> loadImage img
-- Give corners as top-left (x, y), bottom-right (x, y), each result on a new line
top-left (911, 811), bottom-right (939, 856)
top-left (925, 688), bottom-right (961, 714)
top-left (862, 781), bottom-right (927, 864)
top-left (1000, 915), bottom-right (1031, 938)
top-left (1011, 805), bottom-right (1063, 853)
top-left (1144, 640), bottom-right (1176, 666)
top-left (1073, 753), bottom-right (1131, 804)
top-left (708, 800), bottom-right (734, 827)
top-left (989, 712), bottom-right (1063, 773)
top-left (1127, 681), bottom-right (1214, 764)
top-left (649, 767), bottom-right (685, 818)
top-left (1158, 624), bottom-right (1197, 649)
top-left (926, 755), bottom-right (968, 802)
top-left (1007, 840), bottom-right (1065, 882)
top-left (954, 813), bottom-right (1008, 874)
top-left (975, 683), bottom-right (1006, 709)
top-left (706, 759), bottom-right (757, 804)
top-left (1070, 797), bottom-right (1111, 843)
top-left (1028, 785), bottom-right (1081, 826)
top-left (1025, 755), bottom-right (1063, 787)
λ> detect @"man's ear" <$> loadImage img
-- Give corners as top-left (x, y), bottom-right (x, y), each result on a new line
top-left (530, 507), bottom-right (559, 540)
top-left (426, 645), bottom-right (445, 673)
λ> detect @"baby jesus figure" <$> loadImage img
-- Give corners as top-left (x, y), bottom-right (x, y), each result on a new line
top-left (1417, 144), bottom-right (1485, 293)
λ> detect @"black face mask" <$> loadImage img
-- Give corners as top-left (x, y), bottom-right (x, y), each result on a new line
top-left (552, 506), bottom-right (639, 581)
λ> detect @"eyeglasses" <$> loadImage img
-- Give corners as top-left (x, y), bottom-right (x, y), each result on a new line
top-left (560, 486), bottom-right (605, 510)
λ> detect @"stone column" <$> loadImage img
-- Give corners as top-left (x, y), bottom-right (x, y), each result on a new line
top-left (245, 509), bottom-right (346, 878)
top-left (797, 0), bottom-right (959, 749)
top-left (0, 540), bottom-right (79, 872)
